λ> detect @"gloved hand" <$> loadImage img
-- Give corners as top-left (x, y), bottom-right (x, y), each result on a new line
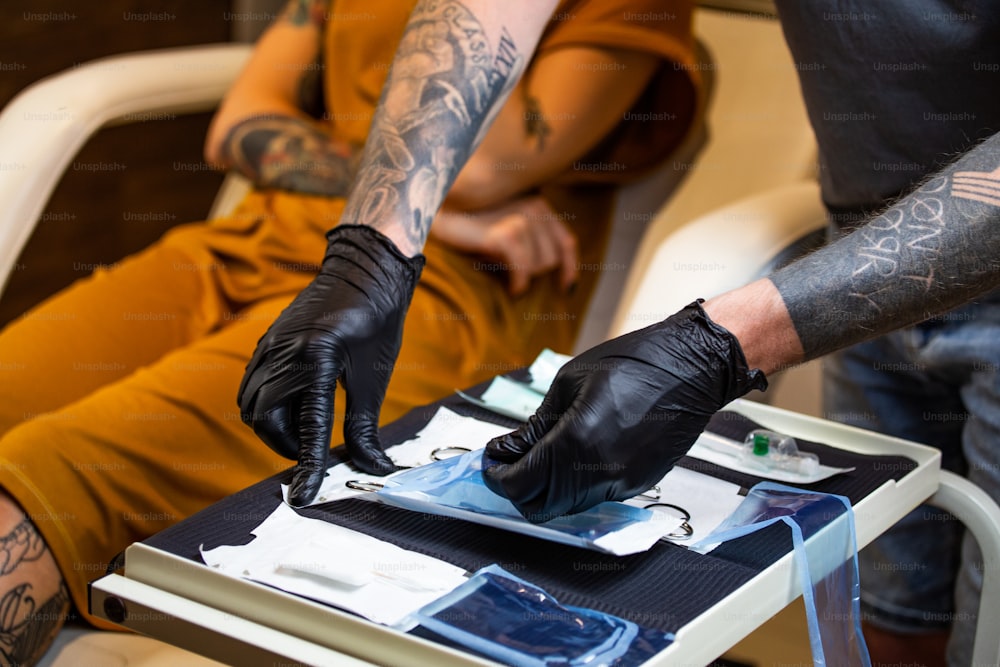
top-left (238, 224), bottom-right (424, 507)
top-left (482, 301), bottom-right (767, 522)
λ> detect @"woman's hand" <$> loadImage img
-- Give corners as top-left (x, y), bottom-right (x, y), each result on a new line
top-left (430, 195), bottom-right (578, 295)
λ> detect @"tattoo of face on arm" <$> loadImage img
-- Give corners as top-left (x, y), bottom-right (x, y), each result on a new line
top-left (340, 0), bottom-right (525, 252)
top-left (222, 116), bottom-right (359, 197)
top-left (0, 520), bottom-right (70, 665)
top-left (771, 131), bottom-right (1000, 360)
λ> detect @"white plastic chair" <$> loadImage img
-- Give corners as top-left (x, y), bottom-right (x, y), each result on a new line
top-left (0, 43), bottom-right (253, 299)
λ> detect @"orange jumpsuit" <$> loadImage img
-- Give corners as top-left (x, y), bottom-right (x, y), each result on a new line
top-left (0, 0), bottom-right (697, 624)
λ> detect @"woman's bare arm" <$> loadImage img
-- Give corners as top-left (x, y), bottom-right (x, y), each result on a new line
top-left (204, 0), bottom-right (359, 197)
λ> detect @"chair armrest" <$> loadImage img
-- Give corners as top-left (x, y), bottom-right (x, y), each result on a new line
top-left (609, 180), bottom-right (827, 338)
top-left (0, 43), bottom-right (252, 295)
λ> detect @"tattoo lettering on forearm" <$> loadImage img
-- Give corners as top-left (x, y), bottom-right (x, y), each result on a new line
top-left (771, 132), bottom-right (1000, 359)
top-left (221, 116), bottom-right (358, 197)
top-left (341, 0), bottom-right (525, 251)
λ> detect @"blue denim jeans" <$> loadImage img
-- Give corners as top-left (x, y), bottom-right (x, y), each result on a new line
top-left (823, 298), bottom-right (1000, 667)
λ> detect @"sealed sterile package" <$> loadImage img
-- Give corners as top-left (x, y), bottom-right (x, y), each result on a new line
top-left (691, 482), bottom-right (871, 667)
top-left (456, 348), bottom-right (570, 421)
top-left (526, 347), bottom-right (572, 393)
top-left (412, 564), bottom-right (673, 667)
top-left (369, 449), bottom-right (679, 556)
top-left (457, 375), bottom-right (542, 422)
top-left (199, 503), bottom-right (468, 627)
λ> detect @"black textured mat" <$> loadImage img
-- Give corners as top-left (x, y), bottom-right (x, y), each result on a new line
top-left (145, 385), bottom-right (918, 636)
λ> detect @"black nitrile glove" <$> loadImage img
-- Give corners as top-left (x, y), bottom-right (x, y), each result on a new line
top-left (482, 301), bottom-right (767, 522)
top-left (238, 224), bottom-right (424, 507)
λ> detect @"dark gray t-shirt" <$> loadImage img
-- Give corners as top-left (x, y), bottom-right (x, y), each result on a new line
top-left (774, 1), bottom-right (999, 228)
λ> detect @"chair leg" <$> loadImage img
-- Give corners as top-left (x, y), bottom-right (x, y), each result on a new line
top-left (927, 470), bottom-right (1000, 666)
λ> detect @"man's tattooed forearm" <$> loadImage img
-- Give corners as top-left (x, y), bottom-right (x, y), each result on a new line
top-left (220, 116), bottom-right (359, 197)
top-left (771, 132), bottom-right (1000, 359)
top-left (341, 0), bottom-right (526, 251)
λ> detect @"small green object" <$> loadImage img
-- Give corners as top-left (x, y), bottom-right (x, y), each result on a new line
top-left (752, 433), bottom-right (770, 456)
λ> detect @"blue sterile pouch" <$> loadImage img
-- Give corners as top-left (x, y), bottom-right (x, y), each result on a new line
top-left (413, 564), bottom-right (673, 667)
top-left (373, 449), bottom-right (672, 556)
top-left (691, 482), bottom-right (871, 667)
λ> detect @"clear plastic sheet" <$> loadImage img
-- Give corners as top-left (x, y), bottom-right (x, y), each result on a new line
top-left (373, 449), bottom-right (675, 555)
top-left (413, 564), bottom-right (674, 667)
top-left (691, 482), bottom-right (871, 667)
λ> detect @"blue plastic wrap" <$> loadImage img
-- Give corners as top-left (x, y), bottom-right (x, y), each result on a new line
top-left (372, 449), bottom-right (670, 555)
top-left (414, 564), bottom-right (674, 667)
top-left (691, 482), bottom-right (871, 667)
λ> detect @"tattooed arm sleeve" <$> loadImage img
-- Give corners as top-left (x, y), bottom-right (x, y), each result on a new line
top-left (771, 131), bottom-right (1000, 359)
top-left (339, 0), bottom-right (559, 256)
top-left (704, 131), bottom-right (1000, 375)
